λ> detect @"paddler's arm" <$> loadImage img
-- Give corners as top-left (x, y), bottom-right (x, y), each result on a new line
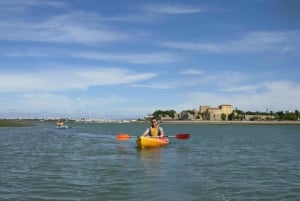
top-left (159, 127), bottom-right (164, 137)
top-left (141, 128), bottom-right (150, 137)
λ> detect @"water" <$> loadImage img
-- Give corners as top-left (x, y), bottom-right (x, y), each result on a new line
top-left (0, 122), bottom-right (299, 201)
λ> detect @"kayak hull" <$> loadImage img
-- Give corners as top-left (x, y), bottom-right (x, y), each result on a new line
top-left (136, 136), bottom-right (170, 149)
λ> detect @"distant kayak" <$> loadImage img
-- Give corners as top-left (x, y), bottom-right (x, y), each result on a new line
top-left (136, 136), bottom-right (170, 149)
top-left (56, 119), bottom-right (71, 129)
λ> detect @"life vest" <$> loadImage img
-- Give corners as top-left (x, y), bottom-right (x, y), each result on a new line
top-left (56, 121), bottom-right (64, 126)
top-left (149, 126), bottom-right (161, 137)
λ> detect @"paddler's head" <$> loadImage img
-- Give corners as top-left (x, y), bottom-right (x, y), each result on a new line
top-left (150, 117), bottom-right (158, 127)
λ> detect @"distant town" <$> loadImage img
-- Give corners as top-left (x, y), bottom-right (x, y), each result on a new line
top-left (143, 104), bottom-right (300, 122)
top-left (1, 104), bottom-right (299, 125)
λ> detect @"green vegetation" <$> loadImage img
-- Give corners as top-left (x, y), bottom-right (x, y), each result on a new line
top-left (229, 109), bottom-right (300, 121)
top-left (152, 108), bottom-right (300, 121)
top-left (182, 110), bottom-right (195, 115)
top-left (153, 110), bottom-right (176, 119)
top-left (221, 113), bottom-right (226, 121)
top-left (271, 110), bottom-right (299, 121)
top-left (0, 120), bottom-right (35, 127)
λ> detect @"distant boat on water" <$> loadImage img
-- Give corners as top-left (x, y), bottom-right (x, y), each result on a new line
top-left (56, 120), bottom-right (70, 129)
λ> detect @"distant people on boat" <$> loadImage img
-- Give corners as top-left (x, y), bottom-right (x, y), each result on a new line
top-left (141, 117), bottom-right (164, 137)
top-left (56, 119), bottom-right (71, 129)
top-left (56, 120), bottom-right (64, 127)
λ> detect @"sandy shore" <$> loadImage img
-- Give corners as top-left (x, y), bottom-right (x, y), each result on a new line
top-left (159, 120), bottom-right (300, 125)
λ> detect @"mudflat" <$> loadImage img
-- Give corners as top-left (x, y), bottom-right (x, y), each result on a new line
top-left (0, 120), bottom-right (35, 127)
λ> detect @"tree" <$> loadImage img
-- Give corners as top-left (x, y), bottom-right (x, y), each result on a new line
top-left (221, 113), bottom-right (226, 121)
top-left (295, 110), bottom-right (300, 120)
top-left (153, 109), bottom-right (176, 119)
top-left (228, 112), bottom-right (235, 120)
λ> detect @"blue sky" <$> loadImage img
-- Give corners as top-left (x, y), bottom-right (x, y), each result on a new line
top-left (0, 0), bottom-right (299, 119)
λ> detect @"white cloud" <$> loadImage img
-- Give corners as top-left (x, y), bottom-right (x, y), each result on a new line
top-left (0, 68), bottom-right (155, 92)
top-left (0, 0), bottom-right (66, 8)
top-left (0, 12), bottom-right (129, 44)
top-left (73, 51), bottom-right (179, 64)
top-left (131, 70), bottom-right (247, 90)
top-left (220, 84), bottom-right (263, 93)
top-left (162, 41), bottom-right (221, 53)
top-left (180, 69), bottom-right (204, 75)
top-left (143, 3), bottom-right (209, 14)
top-left (0, 73), bottom-right (298, 118)
top-left (0, 47), bottom-right (179, 64)
top-left (162, 31), bottom-right (300, 54)
top-left (226, 31), bottom-right (300, 53)
top-left (130, 83), bottom-right (174, 89)
top-left (179, 81), bottom-right (300, 112)
top-left (0, 92), bottom-right (138, 117)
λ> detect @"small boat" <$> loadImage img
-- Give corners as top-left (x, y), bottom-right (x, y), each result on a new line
top-left (136, 136), bottom-right (170, 149)
top-left (56, 125), bottom-right (68, 129)
top-left (56, 120), bottom-right (69, 129)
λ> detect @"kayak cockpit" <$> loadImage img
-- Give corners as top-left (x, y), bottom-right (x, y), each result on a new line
top-left (136, 136), bottom-right (170, 149)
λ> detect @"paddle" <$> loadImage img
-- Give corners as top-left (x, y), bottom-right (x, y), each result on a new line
top-left (168, 133), bottom-right (190, 139)
top-left (116, 133), bottom-right (190, 141)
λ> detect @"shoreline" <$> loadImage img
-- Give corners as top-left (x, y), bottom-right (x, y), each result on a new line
top-left (1, 119), bottom-right (300, 127)
top-left (159, 120), bottom-right (300, 125)
top-left (0, 119), bottom-right (36, 127)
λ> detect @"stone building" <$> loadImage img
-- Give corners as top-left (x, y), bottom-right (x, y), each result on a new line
top-left (180, 109), bottom-right (199, 120)
top-left (199, 106), bottom-right (210, 113)
top-left (201, 104), bottom-right (233, 121)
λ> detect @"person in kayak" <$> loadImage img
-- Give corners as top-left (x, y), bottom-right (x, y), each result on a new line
top-left (141, 117), bottom-right (164, 138)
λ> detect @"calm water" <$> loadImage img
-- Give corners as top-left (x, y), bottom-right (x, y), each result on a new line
top-left (0, 122), bottom-right (299, 201)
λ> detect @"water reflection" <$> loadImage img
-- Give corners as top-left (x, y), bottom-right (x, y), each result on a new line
top-left (116, 144), bottom-right (130, 152)
top-left (138, 148), bottom-right (163, 176)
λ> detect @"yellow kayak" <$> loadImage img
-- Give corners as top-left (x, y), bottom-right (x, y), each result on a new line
top-left (136, 136), bottom-right (170, 149)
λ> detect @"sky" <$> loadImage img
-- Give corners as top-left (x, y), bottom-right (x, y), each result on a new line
top-left (0, 0), bottom-right (300, 119)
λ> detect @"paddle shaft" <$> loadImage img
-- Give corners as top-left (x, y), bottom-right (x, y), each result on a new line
top-left (116, 133), bottom-right (190, 140)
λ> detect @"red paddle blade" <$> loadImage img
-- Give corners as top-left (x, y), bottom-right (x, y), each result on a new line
top-left (116, 133), bottom-right (131, 141)
top-left (175, 133), bottom-right (190, 139)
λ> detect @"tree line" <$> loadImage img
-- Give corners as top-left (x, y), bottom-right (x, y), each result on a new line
top-left (231, 109), bottom-right (300, 121)
top-left (152, 109), bottom-right (300, 121)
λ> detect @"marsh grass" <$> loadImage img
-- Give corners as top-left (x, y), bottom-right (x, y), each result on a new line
top-left (0, 120), bottom-right (35, 127)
